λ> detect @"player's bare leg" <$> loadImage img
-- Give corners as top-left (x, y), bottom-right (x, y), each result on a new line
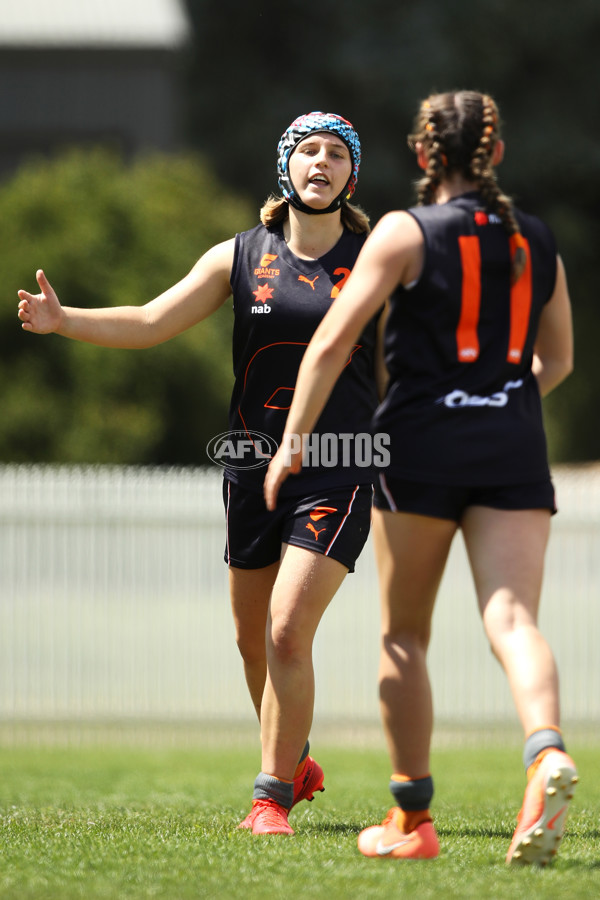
top-left (372, 508), bottom-right (457, 776)
top-left (461, 507), bottom-right (558, 733)
top-left (356, 509), bottom-right (455, 859)
top-left (229, 562), bottom-right (279, 720)
top-left (463, 506), bottom-right (577, 866)
top-left (259, 545), bottom-right (347, 781)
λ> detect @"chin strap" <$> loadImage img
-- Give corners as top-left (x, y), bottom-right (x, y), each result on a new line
top-left (286, 186), bottom-right (352, 215)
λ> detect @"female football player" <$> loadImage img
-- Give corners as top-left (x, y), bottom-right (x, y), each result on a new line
top-left (265, 91), bottom-right (577, 865)
top-left (18, 112), bottom-right (382, 835)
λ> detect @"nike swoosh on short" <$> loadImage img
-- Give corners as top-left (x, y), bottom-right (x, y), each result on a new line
top-left (375, 837), bottom-right (412, 855)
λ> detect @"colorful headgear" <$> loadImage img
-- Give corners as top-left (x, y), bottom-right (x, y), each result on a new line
top-left (276, 111), bottom-right (361, 215)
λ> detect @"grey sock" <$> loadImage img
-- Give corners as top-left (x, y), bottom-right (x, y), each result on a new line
top-left (389, 775), bottom-right (434, 811)
top-left (298, 740), bottom-right (310, 766)
top-left (523, 728), bottom-right (566, 770)
top-left (253, 772), bottom-right (294, 809)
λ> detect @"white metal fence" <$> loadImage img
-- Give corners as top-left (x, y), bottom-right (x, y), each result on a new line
top-left (1, 463), bottom-right (599, 740)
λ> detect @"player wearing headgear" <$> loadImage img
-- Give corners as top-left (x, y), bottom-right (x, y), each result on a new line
top-left (265, 90), bottom-right (577, 865)
top-left (228, 112), bottom-right (377, 503)
top-left (18, 111), bottom-right (383, 837)
top-left (276, 111), bottom-right (361, 214)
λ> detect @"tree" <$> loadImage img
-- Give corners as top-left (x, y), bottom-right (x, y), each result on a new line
top-left (0, 149), bottom-right (254, 464)
top-left (183, 0), bottom-right (600, 462)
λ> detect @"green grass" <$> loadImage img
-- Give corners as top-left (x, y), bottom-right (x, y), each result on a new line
top-left (0, 740), bottom-right (598, 899)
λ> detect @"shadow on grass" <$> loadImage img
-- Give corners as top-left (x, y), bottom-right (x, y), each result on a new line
top-left (297, 821), bottom-right (363, 836)
top-left (438, 825), bottom-right (513, 839)
top-left (301, 822), bottom-right (514, 840)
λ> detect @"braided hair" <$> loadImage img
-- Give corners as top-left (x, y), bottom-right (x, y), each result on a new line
top-left (408, 91), bottom-right (527, 283)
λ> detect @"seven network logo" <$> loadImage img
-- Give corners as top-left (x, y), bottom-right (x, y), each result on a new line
top-left (207, 430), bottom-right (278, 470)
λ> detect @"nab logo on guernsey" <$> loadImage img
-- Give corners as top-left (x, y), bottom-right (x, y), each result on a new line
top-left (206, 430), bottom-right (278, 470)
top-left (252, 283), bottom-right (274, 314)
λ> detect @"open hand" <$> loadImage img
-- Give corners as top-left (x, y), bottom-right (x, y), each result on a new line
top-left (17, 270), bottom-right (63, 334)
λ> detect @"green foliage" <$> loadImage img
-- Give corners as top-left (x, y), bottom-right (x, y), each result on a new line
top-left (184, 0), bottom-right (600, 463)
top-left (0, 742), bottom-right (598, 898)
top-left (3, 1), bottom-right (599, 463)
top-left (0, 149), bottom-right (255, 464)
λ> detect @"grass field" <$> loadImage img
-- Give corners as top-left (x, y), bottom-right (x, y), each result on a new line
top-left (0, 739), bottom-right (598, 899)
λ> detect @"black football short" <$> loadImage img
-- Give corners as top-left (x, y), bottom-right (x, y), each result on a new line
top-left (374, 473), bottom-right (557, 522)
top-left (223, 478), bottom-right (373, 572)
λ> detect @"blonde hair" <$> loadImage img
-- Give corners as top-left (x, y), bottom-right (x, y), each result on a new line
top-left (259, 195), bottom-right (370, 234)
top-left (408, 91), bottom-right (526, 283)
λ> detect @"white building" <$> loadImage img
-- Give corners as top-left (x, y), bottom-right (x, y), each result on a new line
top-left (0, 0), bottom-right (192, 177)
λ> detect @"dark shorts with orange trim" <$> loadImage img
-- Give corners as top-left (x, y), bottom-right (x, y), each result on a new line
top-left (223, 478), bottom-right (373, 572)
top-left (374, 473), bottom-right (557, 522)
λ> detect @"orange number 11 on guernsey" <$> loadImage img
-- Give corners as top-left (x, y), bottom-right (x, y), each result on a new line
top-left (456, 235), bottom-right (532, 365)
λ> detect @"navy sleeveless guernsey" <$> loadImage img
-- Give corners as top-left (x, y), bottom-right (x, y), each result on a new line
top-left (373, 192), bottom-right (557, 485)
top-left (227, 222), bottom-right (379, 495)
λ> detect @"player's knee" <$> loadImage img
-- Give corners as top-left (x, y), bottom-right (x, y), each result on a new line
top-left (267, 618), bottom-right (310, 665)
top-left (383, 627), bottom-right (431, 655)
top-left (235, 631), bottom-right (266, 666)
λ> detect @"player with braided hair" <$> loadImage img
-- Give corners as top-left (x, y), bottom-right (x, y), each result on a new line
top-left (265, 90), bottom-right (577, 864)
top-left (410, 91), bottom-right (527, 281)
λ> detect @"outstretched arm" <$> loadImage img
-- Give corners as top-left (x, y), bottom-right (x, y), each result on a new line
top-left (263, 211), bottom-right (424, 509)
top-left (533, 255), bottom-right (574, 396)
top-left (17, 239), bottom-right (235, 348)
